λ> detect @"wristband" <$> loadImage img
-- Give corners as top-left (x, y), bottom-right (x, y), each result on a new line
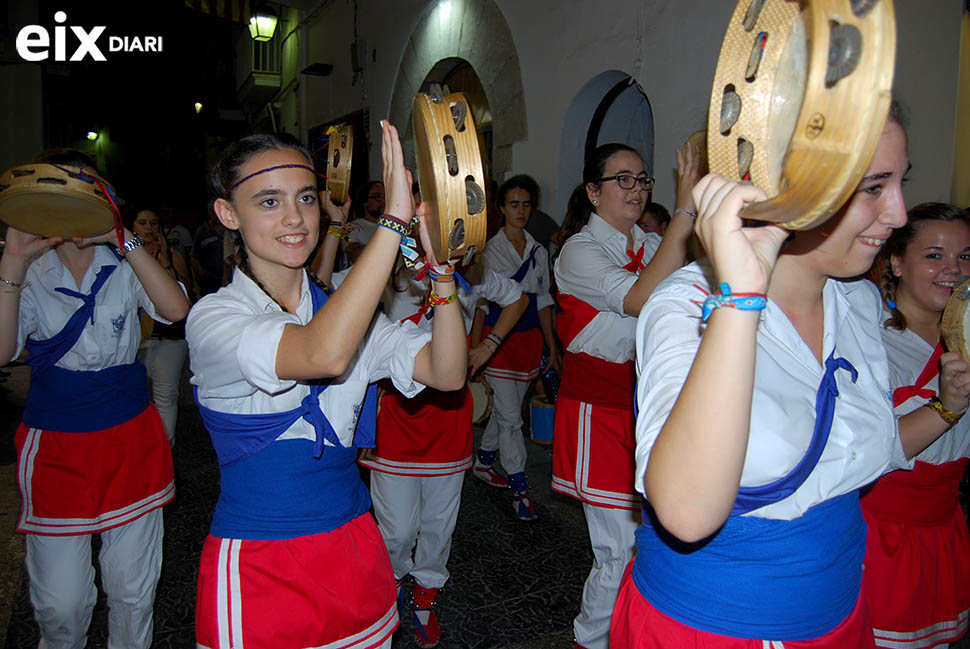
top-left (693, 282), bottom-right (767, 322)
top-left (674, 208), bottom-right (697, 220)
top-left (429, 290), bottom-right (457, 306)
top-left (381, 213), bottom-right (412, 233)
top-left (377, 216), bottom-right (409, 239)
top-left (327, 224), bottom-right (351, 240)
top-left (928, 397), bottom-right (963, 426)
top-left (0, 276), bottom-right (30, 289)
top-left (486, 332), bottom-right (503, 347)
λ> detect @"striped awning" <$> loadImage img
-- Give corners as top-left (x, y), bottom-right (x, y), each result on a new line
top-left (184, 0), bottom-right (251, 24)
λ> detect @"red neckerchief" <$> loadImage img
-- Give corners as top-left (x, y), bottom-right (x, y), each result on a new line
top-left (892, 339), bottom-right (944, 407)
top-left (624, 244), bottom-right (645, 272)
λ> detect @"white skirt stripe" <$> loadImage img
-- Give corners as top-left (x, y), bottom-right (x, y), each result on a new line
top-left (229, 541), bottom-right (244, 649)
top-left (18, 481), bottom-right (175, 535)
top-left (216, 539), bottom-right (231, 649)
top-left (357, 452), bottom-right (472, 476)
top-left (874, 608), bottom-right (970, 648)
top-left (312, 602), bottom-right (398, 649)
top-left (17, 427), bottom-right (42, 528)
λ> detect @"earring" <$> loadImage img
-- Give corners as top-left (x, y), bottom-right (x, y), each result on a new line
top-left (592, 199), bottom-right (598, 206)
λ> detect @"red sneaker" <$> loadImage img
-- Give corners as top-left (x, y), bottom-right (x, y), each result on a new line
top-left (411, 582), bottom-right (442, 648)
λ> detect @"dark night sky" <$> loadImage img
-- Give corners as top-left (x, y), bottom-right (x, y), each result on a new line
top-left (28, 1), bottom-right (250, 217)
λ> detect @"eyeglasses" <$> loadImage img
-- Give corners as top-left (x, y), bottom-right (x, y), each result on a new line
top-left (597, 174), bottom-right (655, 191)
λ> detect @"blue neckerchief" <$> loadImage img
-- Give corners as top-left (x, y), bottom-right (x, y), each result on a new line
top-left (25, 264), bottom-right (117, 370)
top-left (509, 244), bottom-right (539, 283)
top-left (196, 278), bottom-right (378, 466)
top-left (732, 350), bottom-right (858, 515)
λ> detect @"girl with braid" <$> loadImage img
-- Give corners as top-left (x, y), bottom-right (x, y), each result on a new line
top-left (864, 202), bottom-right (970, 648)
top-left (187, 125), bottom-right (467, 649)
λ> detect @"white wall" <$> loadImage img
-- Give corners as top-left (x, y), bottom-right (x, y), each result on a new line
top-left (301, 0), bottom-right (964, 220)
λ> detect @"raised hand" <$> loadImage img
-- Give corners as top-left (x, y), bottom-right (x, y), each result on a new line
top-left (320, 189), bottom-right (352, 225)
top-left (380, 121), bottom-right (415, 224)
top-left (3, 226), bottom-right (62, 267)
top-left (692, 174), bottom-right (788, 295)
top-left (938, 351), bottom-right (970, 416)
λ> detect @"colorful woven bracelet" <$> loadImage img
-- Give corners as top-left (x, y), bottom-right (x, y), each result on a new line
top-left (381, 213), bottom-right (412, 233)
top-left (327, 224), bottom-right (351, 240)
top-left (427, 265), bottom-right (455, 283)
top-left (377, 216), bottom-right (409, 239)
top-left (695, 282), bottom-right (767, 322)
top-left (928, 397), bottom-right (963, 425)
top-left (429, 290), bottom-right (457, 306)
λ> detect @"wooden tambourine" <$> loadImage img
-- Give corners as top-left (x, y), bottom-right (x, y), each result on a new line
top-left (683, 129), bottom-right (709, 175)
top-left (469, 376), bottom-right (494, 426)
top-left (0, 163), bottom-right (117, 237)
top-left (942, 277), bottom-right (970, 367)
top-left (412, 85), bottom-right (488, 263)
top-left (707, 0), bottom-right (896, 230)
top-left (325, 124), bottom-right (354, 204)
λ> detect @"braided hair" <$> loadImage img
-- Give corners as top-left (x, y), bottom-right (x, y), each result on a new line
top-left (210, 133), bottom-right (325, 312)
top-left (879, 202), bottom-right (970, 331)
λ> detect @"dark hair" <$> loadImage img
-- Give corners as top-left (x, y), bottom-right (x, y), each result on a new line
top-left (642, 202), bottom-right (671, 227)
top-left (497, 174), bottom-right (539, 209)
top-left (122, 204), bottom-right (159, 231)
top-left (33, 148), bottom-right (101, 176)
top-left (558, 143), bottom-right (640, 243)
top-left (880, 201), bottom-right (970, 330)
top-left (209, 133), bottom-right (321, 312)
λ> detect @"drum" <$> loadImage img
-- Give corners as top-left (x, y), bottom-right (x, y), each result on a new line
top-left (412, 84), bottom-right (488, 264)
top-left (707, 0), bottom-right (896, 230)
top-left (325, 124), bottom-right (354, 204)
top-left (942, 277), bottom-right (970, 367)
top-left (469, 377), bottom-right (494, 426)
top-left (529, 396), bottom-right (555, 446)
top-left (0, 163), bottom-right (118, 237)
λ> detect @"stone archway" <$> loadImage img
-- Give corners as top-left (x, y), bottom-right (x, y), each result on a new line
top-left (388, 0), bottom-right (527, 184)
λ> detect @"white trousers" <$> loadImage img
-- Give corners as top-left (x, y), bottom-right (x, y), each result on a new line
top-left (480, 376), bottom-right (529, 475)
top-left (574, 503), bottom-right (639, 649)
top-left (369, 471), bottom-right (464, 589)
top-left (139, 337), bottom-right (187, 447)
top-left (27, 509), bottom-right (163, 649)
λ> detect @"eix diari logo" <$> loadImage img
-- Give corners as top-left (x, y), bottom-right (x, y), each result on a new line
top-left (16, 11), bottom-right (163, 62)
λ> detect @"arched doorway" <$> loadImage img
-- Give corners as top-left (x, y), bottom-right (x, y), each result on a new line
top-left (557, 71), bottom-right (654, 219)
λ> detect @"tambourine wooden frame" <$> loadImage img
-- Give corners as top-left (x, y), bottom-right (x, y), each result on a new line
top-left (0, 163), bottom-right (116, 238)
top-left (942, 277), bottom-right (970, 368)
top-left (707, 0), bottom-right (896, 230)
top-left (470, 376), bottom-right (494, 426)
top-left (412, 88), bottom-right (488, 263)
top-left (325, 124), bottom-right (354, 204)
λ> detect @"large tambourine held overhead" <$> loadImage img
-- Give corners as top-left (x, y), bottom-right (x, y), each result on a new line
top-left (707, 0), bottom-right (896, 230)
top-left (942, 277), bottom-right (970, 368)
top-left (412, 84), bottom-right (488, 264)
top-left (325, 123), bottom-right (354, 204)
top-left (0, 163), bottom-right (117, 238)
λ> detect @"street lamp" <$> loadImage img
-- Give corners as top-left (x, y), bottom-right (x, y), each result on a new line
top-left (86, 131), bottom-right (98, 141)
top-left (249, 4), bottom-right (278, 42)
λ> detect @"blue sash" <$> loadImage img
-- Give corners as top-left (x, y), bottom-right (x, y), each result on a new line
top-left (21, 264), bottom-right (151, 432)
top-left (195, 280), bottom-right (378, 467)
top-left (633, 492), bottom-right (865, 640)
top-left (733, 351), bottom-right (857, 515)
top-left (211, 438), bottom-right (370, 540)
top-left (484, 244), bottom-right (541, 332)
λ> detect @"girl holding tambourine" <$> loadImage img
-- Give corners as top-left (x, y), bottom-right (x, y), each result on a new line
top-left (552, 143), bottom-right (698, 649)
top-left (863, 202), bottom-right (970, 649)
top-left (0, 149), bottom-right (189, 649)
top-left (614, 108), bottom-right (970, 647)
top-left (187, 124), bottom-right (467, 649)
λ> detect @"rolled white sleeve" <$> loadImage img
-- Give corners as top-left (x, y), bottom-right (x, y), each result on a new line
top-left (557, 237), bottom-right (637, 315)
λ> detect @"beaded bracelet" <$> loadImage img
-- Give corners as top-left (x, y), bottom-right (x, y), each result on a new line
top-left (429, 290), bottom-right (457, 306)
top-left (485, 332), bottom-right (503, 347)
top-left (0, 276), bottom-right (30, 289)
top-left (674, 208), bottom-right (697, 220)
top-left (694, 282), bottom-right (767, 322)
top-left (928, 397), bottom-right (963, 426)
top-left (377, 215), bottom-right (410, 239)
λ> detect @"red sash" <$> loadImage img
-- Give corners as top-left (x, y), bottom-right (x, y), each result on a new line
top-left (559, 351), bottom-right (635, 410)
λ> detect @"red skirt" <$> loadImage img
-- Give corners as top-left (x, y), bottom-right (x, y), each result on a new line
top-left (481, 325), bottom-right (543, 382)
top-left (196, 512), bottom-right (398, 649)
top-left (551, 396), bottom-right (639, 510)
top-left (16, 404), bottom-right (174, 535)
top-left (861, 460), bottom-right (970, 648)
top-left (359, 383), bottom-right (473, 477)
top-left (611, 561), bottom-right (876, 648)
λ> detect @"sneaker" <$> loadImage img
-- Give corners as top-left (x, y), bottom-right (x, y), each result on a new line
top-left (512, 489), bottom-right (538, 521)
top-left (411, 582), bottom-right (442, 648)
top-left (471, 458), bottom-right (508, 488)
